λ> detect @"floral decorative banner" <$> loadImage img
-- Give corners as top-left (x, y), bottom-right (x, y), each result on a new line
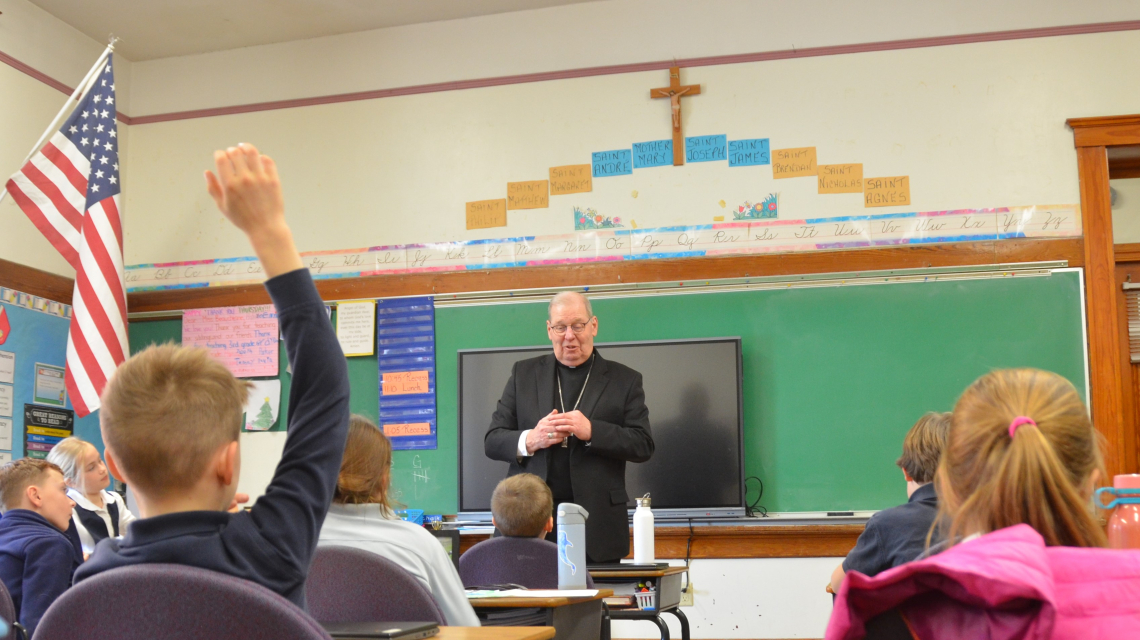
top-left (123, 204), bottom-right (1080, 293)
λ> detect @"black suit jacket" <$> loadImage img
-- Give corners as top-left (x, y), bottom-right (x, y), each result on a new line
top-left (484, 350), bottom-right (654, 562)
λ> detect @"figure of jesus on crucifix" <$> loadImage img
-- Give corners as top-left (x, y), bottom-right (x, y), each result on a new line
top-left (650, 66), bottom-right (701, 166)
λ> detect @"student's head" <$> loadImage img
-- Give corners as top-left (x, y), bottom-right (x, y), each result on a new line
top-left (99, 343), bottom-right (250, 510)
top-left (938, 368), bottom-right (1106, 547)
top-left (491, 473), bottom-right (554, 538)
top-left (0, 459), bottom-right (75, 531)
top-left (46, 437), bottom-right (109, 496)
top-left (547, 292), bottom-right (597, 367)
top-left (334, 415), bottom-right (396, 516)
top-left (896, 412), bottom-right (951, 484)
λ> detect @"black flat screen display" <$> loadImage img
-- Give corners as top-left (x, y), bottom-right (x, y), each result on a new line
top-left (458, 338), bottom-right (744, 513)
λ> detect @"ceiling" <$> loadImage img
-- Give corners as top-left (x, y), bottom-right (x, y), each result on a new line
top-left (28, 0), bottom-right (605, 61)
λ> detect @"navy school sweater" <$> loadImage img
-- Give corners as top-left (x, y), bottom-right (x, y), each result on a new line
top-left (74, 268), bottom-right (351, 608)
top-left (0, 510), bottom-right (84, 636)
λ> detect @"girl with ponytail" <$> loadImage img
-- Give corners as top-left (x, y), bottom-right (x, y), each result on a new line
top-left (938, 368), bottom-right (1105, 548)
top-left (827, 369), bottom-right (1140, 640)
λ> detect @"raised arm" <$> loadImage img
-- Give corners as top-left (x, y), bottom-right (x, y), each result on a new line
top-left (206, 144), bottom-right (351, 569)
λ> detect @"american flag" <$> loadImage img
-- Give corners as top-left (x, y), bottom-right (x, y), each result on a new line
top-left (4, 55), bottom-right (126, 417)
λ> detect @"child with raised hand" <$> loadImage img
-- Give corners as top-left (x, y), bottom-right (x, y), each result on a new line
top-left (46, 437), bottom-right (136, 555)
top-left (827, 369), bottom-right (1140, 639)
top-left (73, 143), bottom-right (351, 608)
top-left (0, 459), bottom-right (84, 636)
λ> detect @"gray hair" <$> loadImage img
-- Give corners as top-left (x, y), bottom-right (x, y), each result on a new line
top-left (548, 291), bottom-right (592, 321)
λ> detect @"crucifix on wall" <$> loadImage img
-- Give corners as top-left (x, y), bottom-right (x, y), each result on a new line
top-left (650, 66), bottom-right (701, 166)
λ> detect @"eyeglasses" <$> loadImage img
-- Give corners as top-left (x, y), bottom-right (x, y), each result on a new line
top-left (548, 320), bottom-right (593, 334)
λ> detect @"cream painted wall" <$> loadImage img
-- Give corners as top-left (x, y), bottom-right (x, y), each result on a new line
top-left (1112, 177), bottom-right (1140, 244)
top-left (125, 0), bottom-right (1140, 117)
top-left (123, 30), bottom-right (1140, 266)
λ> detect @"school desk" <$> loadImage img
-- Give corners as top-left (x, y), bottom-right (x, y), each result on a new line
top-left (589, 566), bottom-right (689, 640)
top-left (438, 627), bottom-right (554, 640)
top-left (467, 589), bottom-right (612, 640)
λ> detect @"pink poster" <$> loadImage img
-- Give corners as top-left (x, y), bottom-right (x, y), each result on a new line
top-left (182, 305), bottom-right (279, 378)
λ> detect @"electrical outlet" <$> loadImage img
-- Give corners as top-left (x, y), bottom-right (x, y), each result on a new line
top-left (680, 582), bottom-right (695, 607)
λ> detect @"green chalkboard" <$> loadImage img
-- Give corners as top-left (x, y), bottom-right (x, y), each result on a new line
top-left (129, 270), bottom-right (1086, 515)
top-left (433, 270), bottom-right (1087, 513)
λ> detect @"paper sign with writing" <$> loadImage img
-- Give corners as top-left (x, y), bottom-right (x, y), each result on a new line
top-left (702, 223), bottom-right (753, 255)
top-left (0, 417), bottom-right (10, 450)
top-left (33, 363), bottom-right (66, 408)
top-left (685, 135), bottom-right (727, 163)
top-left (549, 165), bottom-right (592, 195)
top-left (0, 351), bottom-right (13, 385)
top-left (592, 149), bottom-right (632, 177)
top-left (383, 371), bottom-right (430, 396)
top-left (728, 139), bottom-right (770, 167)
top-left (0, 385), bottom-right (11, 418)
top-left (818, 164), bottom-right (863, 194)
top-left (336, 300), bottom-right (376, 357)
top-left (182, 305), bottom-right (279, 378)
top-left (632, 140), bottom-right (674, 169)
top-left (466, 239), bottom-right (516, 269)
top-left (999, 205), bottom-right (1080, 238)
top-left (864, 176), bottom-right (911, 207)
top-left (772, 147), bottom-right (818, 178)
top-left (507, 180), bottom-right (549, 210)
top-left (383, 423), bottom-right (432, 437)
top-left (404, 242), bottom-right (468, 272)
top-left (466, 199), bottom-right (507, 230)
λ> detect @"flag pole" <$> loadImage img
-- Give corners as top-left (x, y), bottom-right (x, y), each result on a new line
top-left (0, 38), bottom-right (116, 205)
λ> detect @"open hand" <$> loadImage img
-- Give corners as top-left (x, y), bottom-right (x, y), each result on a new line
top-left (204, 143), bottom-right (302, 277)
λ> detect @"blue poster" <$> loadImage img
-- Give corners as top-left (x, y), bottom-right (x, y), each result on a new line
top-left (592, 149), bottom-right (632, 177)
top-left (728, 138), bottom-right (770, 166)
top-left (685, 134), bottom-right (727, 163)
top-left (377, 296), bottom-right (438, 450)
top-left (632, 140), bottom-right (673, 168)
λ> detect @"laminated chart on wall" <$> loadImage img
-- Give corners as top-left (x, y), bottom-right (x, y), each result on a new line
top-left (23, 405), bottom-right (73, 460)
top-left (377, 297), bottom-right (437, 450)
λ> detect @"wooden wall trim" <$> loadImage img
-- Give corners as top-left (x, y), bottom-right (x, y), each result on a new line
top-left (126, 238), bottom-right (1083, 313)
top-left (1077, 146), bottom-right (1133, 476)
top-left (456, 524), bottom-right (864, 559)
top-left (1110, 156), bottom-right (1140, 180)
top-left (1068, 114), bottom-right (1140, 148)
top-left (1115, 243), bottom-right (1140, 263)
top-left (0, 258), bottom-right (74, 304)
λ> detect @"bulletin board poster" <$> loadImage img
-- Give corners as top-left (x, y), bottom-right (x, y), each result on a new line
top-left (377, 296), bottom-right (437, 450)
top-left (33, 363), bottom-right (66, 407)
top-left (23, 405), bottom-right (73, 460)
top-left (182, 305), bottom-right (279, 378)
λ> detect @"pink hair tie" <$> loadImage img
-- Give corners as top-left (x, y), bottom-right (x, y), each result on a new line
top-left (1009, 416), bottom-right (1036, 438)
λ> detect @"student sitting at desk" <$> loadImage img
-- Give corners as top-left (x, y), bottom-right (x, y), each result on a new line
top-left (0, 458), bottom-right (84, 636)
top-left (318, 415), bottom-right (479, 626)
top-left (828, 369), bottom-right (1140, 639)
top-left (829, 411), bottom-right (950, 594)
top-left (47, 437), bottom-right (137, 556)
top-left (460, 473), bottom-right (593, 589)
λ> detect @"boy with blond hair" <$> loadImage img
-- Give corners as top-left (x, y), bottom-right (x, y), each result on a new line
top-left (0, 459), bottom-right (84, 635)
top-left (73, 144), bottom-right (351, 607)
top-left (491, 473), bottom-right (554, 538)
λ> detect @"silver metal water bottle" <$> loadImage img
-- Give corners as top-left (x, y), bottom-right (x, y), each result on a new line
top-left (556, 502), bottom-right (590, 589)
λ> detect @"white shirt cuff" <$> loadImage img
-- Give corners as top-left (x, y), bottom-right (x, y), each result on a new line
top-left (518, 430), bottom-right (532, 457)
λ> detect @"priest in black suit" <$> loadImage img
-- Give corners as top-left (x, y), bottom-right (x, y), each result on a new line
top-left (484, 292), bottom-right (654, 563)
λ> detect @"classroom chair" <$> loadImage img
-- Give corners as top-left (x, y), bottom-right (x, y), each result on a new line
top-left (458, 537), bottom-right (595, 588)
top-left (0, 581), bottom-right (24, 640)
top-left (305, 546), bottom-right (446, 625)
top-left (33, 564), bottom-right (331, 640)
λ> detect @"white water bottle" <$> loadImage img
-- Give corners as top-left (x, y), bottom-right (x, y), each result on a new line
top-left (633, 493), bottom-right (655, 563)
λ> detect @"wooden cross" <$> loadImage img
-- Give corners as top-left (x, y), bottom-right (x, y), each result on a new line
top-left (650, 66), bottom-right (701, 166)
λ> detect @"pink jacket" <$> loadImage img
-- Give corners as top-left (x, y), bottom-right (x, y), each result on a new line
top-left (827, 524), bottom-right (1140, 640)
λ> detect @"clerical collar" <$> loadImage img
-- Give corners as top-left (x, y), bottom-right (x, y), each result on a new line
top-left (557, 352), bottom-right (593, 369)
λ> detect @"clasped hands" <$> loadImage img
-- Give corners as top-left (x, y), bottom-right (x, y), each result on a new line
top-left (525, 409), bottom-right (592, 454)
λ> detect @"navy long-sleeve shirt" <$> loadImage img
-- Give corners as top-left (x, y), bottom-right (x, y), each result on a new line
top-left (0, 510), bottom-right (83, 636)
top-left (74, 268), bottom-right (351, 608)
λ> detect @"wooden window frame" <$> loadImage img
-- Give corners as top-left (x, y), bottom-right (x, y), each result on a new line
top-left (1068, 114), bottom-right (1140, 478)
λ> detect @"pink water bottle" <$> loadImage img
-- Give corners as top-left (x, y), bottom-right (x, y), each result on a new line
top-left (1096, 474), bottom-right (1140, 549)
